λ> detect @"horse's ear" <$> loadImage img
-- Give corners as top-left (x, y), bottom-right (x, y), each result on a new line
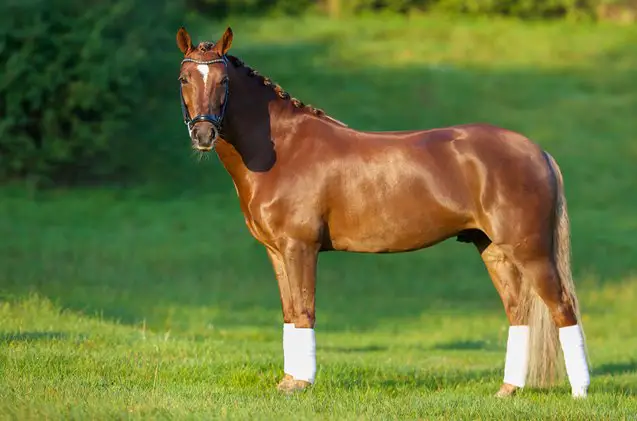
top-left (176, 27), bottom-right (193, 55)
top-left (214, 27), bottom-right (233, 55)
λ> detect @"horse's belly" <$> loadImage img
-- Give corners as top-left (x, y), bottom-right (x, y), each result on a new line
top-left (320, 143), bottom-right (473, 252)
top-left (326, 195), bottom-right (467, 253)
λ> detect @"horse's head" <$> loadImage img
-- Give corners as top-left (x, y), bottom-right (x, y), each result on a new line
top-left (176, 26), bottom-right (233, 152)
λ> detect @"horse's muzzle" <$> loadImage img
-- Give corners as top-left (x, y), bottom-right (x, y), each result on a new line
top-left (192, 123), bottom-right (219, 151)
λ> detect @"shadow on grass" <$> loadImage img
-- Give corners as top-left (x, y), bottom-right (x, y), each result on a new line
top-left (591, 383), bottom-right (636, 397)
top-left (0, 331), bottom-right (68, 343)
top-left (323, 339), bottom-right (504, 354)
top-left (1, 32), bottom-right (636, 338)
top-left (431, 339), bottom-right (498, 352)
top-left (594, 360), bottom-right (637, 376)
top-left (322, 345), bottom-right (388, 354)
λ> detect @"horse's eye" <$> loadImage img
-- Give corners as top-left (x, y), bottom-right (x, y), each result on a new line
top-left (220, 77), bottom-right (229, 86)
top-left (178, 76), bottom-right (188, 85)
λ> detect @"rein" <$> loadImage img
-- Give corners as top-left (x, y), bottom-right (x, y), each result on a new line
top-left (179, 56), bottom-right (229, 133)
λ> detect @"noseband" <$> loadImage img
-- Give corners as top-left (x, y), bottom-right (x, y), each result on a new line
top-left (180, 56), bottom-right (229, 133)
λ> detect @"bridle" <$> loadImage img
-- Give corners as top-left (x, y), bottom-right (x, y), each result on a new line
top-left (179, 55), bottom-right (229, 134)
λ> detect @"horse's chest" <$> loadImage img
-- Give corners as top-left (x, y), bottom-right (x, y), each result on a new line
top-left (236, 193), bottom-right (279, 245)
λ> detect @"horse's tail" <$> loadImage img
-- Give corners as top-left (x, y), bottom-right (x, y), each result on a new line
top-left (523, 151), bottom-right (587, 388)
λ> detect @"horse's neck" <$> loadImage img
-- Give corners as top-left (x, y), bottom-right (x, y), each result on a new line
top-left (216, 73), bottom-right (346, 190)
top-left (213, 88), bottom-right (285, 199)
top-left (221, 96), bottom-right (282, 171)
top-left (214, 139), bottom-right (252, 187)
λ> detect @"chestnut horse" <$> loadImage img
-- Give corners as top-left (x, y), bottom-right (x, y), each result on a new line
top-left (175, 26), bottom-right (590, 398)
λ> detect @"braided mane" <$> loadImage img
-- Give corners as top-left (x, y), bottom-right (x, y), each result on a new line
top-left (226, 55), bottom-right (347, 127)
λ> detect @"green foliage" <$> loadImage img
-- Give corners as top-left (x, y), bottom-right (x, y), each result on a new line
top-left (328, 0), bottom-right (601, 19)
top-left (426, 0), bottom-right (598, 19)
top-left (185, 0), bottom-right (315, 17)
top-left (185, 0), bottom-right (628, 21)
top-left (0, 0), bottom-right (184, 185)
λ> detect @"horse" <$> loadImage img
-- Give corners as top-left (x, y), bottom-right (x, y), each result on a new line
top-left (175, 26), bottom-right (590, 398)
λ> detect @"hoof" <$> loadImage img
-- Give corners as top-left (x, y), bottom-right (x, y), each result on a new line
top-left (494, 383), bottom-right (519, 398)
top-left (572, 386), bottom-right (588, 399)
top-left (277, 374), bottom-right (311, 394)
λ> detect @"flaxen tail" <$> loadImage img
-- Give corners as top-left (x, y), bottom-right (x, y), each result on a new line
top-left (522, 152), bottom-right (587, 388)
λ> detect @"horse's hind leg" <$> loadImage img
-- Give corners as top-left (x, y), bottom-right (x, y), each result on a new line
top-left (472, 233), bottom-right (529, 398)
top-left (511, 251), bottom-right (589, 397)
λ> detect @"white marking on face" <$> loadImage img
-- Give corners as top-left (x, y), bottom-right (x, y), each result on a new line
top-left (197, 64), bottom-right (210, 91)
top-left (187, 64), bottom-right (210, 138)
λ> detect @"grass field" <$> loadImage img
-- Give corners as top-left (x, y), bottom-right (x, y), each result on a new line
top-left (2, 13), bottom-right (637, 420)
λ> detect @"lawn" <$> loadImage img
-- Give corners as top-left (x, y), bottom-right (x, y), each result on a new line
top-left (1, 13), bottom-right (637, 420)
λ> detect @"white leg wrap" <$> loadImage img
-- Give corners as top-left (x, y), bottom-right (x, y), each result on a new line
top-left (503, 325), bottom-right (530, 388)
top-left (559, 324), bottom-right (590, 398)
top-left (283, 323), bottom-right (316, 383)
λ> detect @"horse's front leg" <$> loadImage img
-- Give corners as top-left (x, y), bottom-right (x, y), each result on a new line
top-left (266, 239), bottom-right (319, 394)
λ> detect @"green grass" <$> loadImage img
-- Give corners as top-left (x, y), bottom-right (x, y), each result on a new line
top-left (2, 13), bottom-right (637, 419)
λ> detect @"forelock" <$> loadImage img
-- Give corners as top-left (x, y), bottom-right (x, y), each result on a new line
top-left (198, 41), bottom-right (216, 52)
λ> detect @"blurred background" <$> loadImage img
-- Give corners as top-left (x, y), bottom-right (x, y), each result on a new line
top-left (0, 0), bottom-right (636, 414)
